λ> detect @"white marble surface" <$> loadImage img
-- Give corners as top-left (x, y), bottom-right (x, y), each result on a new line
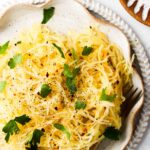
top-left (95, 1), bottom-right (150, 150)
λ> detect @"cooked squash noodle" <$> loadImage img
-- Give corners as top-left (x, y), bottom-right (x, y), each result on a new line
top-left (0, 24), bottom-right (132, 150)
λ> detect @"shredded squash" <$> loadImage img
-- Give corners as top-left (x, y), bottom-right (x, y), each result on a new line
top-left (0, 24), bottom-right (132, 150)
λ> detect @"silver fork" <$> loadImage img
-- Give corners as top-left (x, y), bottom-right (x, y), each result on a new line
top-left (121, 85), bottom-right (143, 118)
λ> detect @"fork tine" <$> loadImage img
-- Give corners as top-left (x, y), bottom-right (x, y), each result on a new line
top-left (125, 87), bottom-right (138, 99)
top-left (121, 89), bottom-right (143, 118)
top-left (124, 84), bottom-right (133, 94)
top-left (131, 91), bottom-right (143, 102)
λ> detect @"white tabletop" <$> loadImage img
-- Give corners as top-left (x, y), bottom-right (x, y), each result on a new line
top-left (0, 0), bottom-right (149, 149)
top-left (96, 0), bottom-right (150, 150)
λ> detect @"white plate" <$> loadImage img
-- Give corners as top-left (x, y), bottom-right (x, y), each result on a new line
top-left (0, 0), bottom-right (144, 149)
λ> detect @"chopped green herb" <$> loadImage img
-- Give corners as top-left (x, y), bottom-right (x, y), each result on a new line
top-left (8, 54), bottom-right (22, 69)
top-left (2, 114), bottom-right (31, 142)
top-left (40, 84), bottom-right (51, 98)
top-left (66, 78), bottom-right (77, 94)
top-left (8, 58), bottom-right (15, 69)
top-left (42, 7), bottom-right (55, 24)
top-left (15, 41), bottom-right (21, 46)
top-left (54, 123), bottom-right (71, 140)
top-left (103, 127), bottom-right (120, 140)
top-left (0, 81), bottom-right (6, 93)
top-left (14, 114), bottom-right (31, 125)
top-left (27, 129), bottom-right (44, 150)
top-left (72, 48), bottom-right (78, 60)
top-left (72, 67), bottom-right (80, 78)
top-left (14, 54), bottom-right (22, 63)
top-left (75, 100), bottom-right (86, 110)
top-left (63, 64), bottom-right (80, 94)
top-left (63, 64), bottom-right (73, 78)
top-left (82, 46), bottom-right (93, 56)
top-left (100, 88), bottom-right (116, 102)
top-left (2, 120), bottom-right (19, 142)
top-left (53, 43), bottom-right (65, 58)
top-left (0, 41), bottom-right (9, 54)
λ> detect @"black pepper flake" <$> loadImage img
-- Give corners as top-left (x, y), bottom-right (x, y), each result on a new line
top-left (46, 41), bottom-right (48, 44)
top-left (41, 128), bottom-right (45, 132)
top-left (116, 80), bottom-right (119, 84)
top-left (71, 94), bottom-right (74, 98)
top-left (69, 53), bottom-right (72, 56)
top-left (46, 72), bottom-right (49, 78)
top-left (37, 92), bottom-right (40, 95)
top-left (89, 26), bottom-right (92, 29)
top-left (54, 107), bottom-right (58, 110)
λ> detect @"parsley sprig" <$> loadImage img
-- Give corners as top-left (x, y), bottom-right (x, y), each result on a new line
top-left (41, 7), bottom-right (55, 24)
top-left (26, 129), bottom-right (44, 150)
top-left (8, 54), bottom-right (22, 69)
top-left (54, 123), bottom-right (71, 140)
top-left (39, 84), bottom-right (51, 98)
top-left (100, 88), bottom-right (116, 102)
top-left (75, 100), bottom-right (86, 110)
top-left (0, 81), bottom-right (7, 93)
top-left (2, 114), bottom-right (31, 142)
top-left (0, 41), bottom-right (9, 54)
top-left (53, 43), bottom-right (65, 58)
top-left (72, 48), bottom-right (78, 60)
top-left (82, 46), bottom-right (93, 56)
top-left (63, 64), bottom-right (80, 94)
top-left (103, 127), bottom-right (120, 140)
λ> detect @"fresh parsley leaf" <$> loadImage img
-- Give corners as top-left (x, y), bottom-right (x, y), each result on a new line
top-left (42, 7), bottom-right (55, 24)
top-left (0, 41), bottom-right (9, 54)
top-left (100, 88), bottom-right (116, 102)
top-left (72, 48), bottom-right (78, 60)
top-left (82, 46), bottom-right (93, 56)
top-left (103, 127), bottom-right (120, 140)
top-left (13, 54), bottom-right (22, 64)
top-left (8, 54), bottom-right (22, 69)
top-left (66, 78), bottom-right (77, 94)
top-left (53, 43), bottom-right (65, 58)
top-left (8, 58), bottom-right (15, 69)
top-left (2, 114), bottom-right (31, 142)
top-left (54, 123), bottom-right (71, 140)
top-left (27, 129), bottom-right (44, 150)
top-left (75, 100), bottom-right (86, 110)
top-left (0, 81), bottom-right (6, 93)
top-left (63, 64), bottom-right (73, 78)
top-left (63, 64), bottom-right (80, 94)
top-left (72, 67), bottom-right (80, 78)
top-left (15, 41), bottom-right (21, 46)
top-left (40, 84), bottom-right (51, 98)
top-left (2, 120), bottom-right (19, 142)
top-left (14, 114), bottom-right (31, 125)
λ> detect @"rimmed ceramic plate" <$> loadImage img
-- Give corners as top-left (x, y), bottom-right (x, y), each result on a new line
top-left (0, 0), bottom-right (144, 149)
